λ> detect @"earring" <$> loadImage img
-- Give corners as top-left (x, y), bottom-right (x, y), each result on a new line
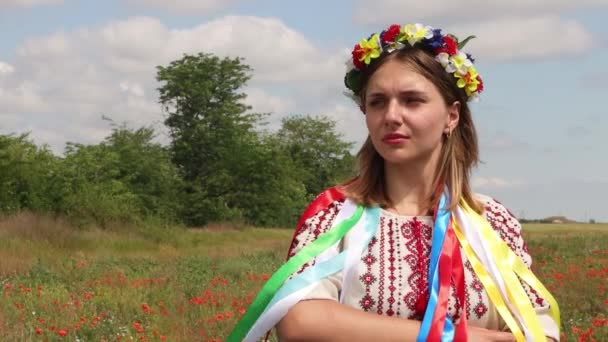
top-left (445, 129), bottom-right (452, 138)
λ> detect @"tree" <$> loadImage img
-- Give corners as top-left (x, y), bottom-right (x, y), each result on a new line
top-left (60, 142), bottom-right (140, 227)
top-left (156, 53), bottom-right (359, 226)
top-left (222, 135), bottom-right (308, 227)
top-left (59, 123), bottom-right (182, 227)
top-left (0, 133), bottom-right (61, 214)
top-left (157, 53), bottom-right (257, 225)
top-left (157, 53), bottom-right (257, 181)
top-left (274, 115), bottom-right (355, 198)
top-left (102, 122), bottom-right (183, 222)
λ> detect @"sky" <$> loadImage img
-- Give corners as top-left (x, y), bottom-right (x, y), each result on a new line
top-left (1, 0), bottom-right (607, 222)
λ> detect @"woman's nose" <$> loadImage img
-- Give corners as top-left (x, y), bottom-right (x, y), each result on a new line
top-left (385, 98), bottom-right (403, 124)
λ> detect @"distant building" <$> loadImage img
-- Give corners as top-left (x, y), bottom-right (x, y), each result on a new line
top-left (541, 216), bottom-right (576, 224)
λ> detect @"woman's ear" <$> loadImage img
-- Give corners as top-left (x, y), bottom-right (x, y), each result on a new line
top-left (445, 101), bottom-right (460, 133)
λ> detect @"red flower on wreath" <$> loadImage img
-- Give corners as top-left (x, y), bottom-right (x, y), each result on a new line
top-left (436, 35), bottom-right (457, 55)
top-left (352, 44), bottom-right (366, 69)
top-left (476, 75), bottom-right (484, 92)
top-left (382, 24), bottom-right (401, 43)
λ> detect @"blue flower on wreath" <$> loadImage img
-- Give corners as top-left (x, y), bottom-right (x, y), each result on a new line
top-left (425, 28), bottom-right (444, 50)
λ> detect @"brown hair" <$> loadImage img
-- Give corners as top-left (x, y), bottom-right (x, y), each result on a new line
top-left (340, 48), bottom-right (483, 214)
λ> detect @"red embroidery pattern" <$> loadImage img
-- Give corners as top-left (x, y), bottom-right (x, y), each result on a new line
top-left (360, 236), bottom-right (378, 312)
top-left (286, 195), bottom-right (551, 326)
top-left (473, 301), bottom-right (489, 318)
top-left (376, 216), bottom-right (386, 314)
top-left (386, 220), bottom-right (397, 317)
top-left (401, 217), bottom-right (432, 320)
top-left (464, 260), bottom-right (484, 320)
top-left (359, 294), bottom-right (375, 311)
top-left (480, 196), bottom-right (546, 308)
top-left (287, 200), bottom-right (344, 273)
top-left (359, 272), bottom-right (377, 286)
top-left (395, 226), bottom-right (404, 317)
top-left (449, 279), bottom-right (464, 323)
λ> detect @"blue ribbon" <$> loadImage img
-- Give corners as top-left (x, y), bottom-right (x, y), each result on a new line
top-left (247, 198), bottom-right (459, 341)
top-left (417, 191), bottom-right (455, 342)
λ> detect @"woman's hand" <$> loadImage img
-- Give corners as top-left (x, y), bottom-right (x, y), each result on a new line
top-left (468, 326), bottom-right (558, 342)
top-left (468, 326), bottom-right (516, 342)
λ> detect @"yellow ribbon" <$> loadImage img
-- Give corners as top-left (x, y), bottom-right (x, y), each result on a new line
top-left (452, 220), bottom-right (526, 342)
top-left (460, 202), bottom-right (560, 340)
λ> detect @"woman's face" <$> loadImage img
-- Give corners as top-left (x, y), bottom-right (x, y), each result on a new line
top-left (364, 58), bottom-right (459, 167)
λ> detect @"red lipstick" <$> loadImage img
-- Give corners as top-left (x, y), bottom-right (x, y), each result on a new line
top-left (382, 133), bottom-right (410, 145)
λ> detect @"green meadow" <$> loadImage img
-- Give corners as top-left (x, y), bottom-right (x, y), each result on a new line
top-left (0, 214), bottom-right (606, 341)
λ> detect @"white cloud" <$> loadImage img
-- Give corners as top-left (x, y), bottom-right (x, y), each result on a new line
top-left (0, 0), bottom-right (63, 8)
top-left (315, 102), bottom-right (367, 148)
top-left (0, 15), bottom-right (346, 153)
top-left (119, 81), bottom-right (145, 98)
top-left (351, 0), bottom-right (599, 62)
top-left (243, 88), bottom-right (296, 115)
top-left (126, 0), bottom-right (236, 14)
top-left (164, 16), bottom-right (345, 83)
top-left (0, 112), bottom-right (21, 130)
top-left (0, 81), bottom-right (46, 113)
top-left (346, 14), bottom-right (595, 62)
top-left (353, 0), bottom-right (608, 24)
top-left (0, 62), bottom-right (15, 76)
top-left (472, 176), bottom-right (524, 189)
top-left (449, 16), bottom-right (594, 62)
top-left (13, 15), bottom-right (343, 83)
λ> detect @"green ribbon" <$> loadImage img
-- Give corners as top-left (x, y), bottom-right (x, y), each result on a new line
top-left (227, 205), bottom-right (364, 342)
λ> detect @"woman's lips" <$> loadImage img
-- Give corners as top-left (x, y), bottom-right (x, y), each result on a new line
top-left (382, 133), bottom-right (410, 144)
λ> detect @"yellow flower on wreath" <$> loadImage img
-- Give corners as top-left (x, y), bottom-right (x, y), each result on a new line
top-left (356, 33), bottom-right (381, 66)
top-left (455, 66), bottom-right (482, 96)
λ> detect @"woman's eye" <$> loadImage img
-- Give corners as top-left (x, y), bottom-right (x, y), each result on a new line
top-left (368, 99), bottom-right (384, 107)
top-left (407, 97), bottom-right (424, 104)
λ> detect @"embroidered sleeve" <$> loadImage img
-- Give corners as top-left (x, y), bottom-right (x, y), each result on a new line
top-left (479, 195), bottom-right (560, 341)
top-left (286, 200), bottom-right (345, 301)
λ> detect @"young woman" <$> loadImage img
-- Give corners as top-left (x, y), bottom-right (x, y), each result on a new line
top-left (229, 22), bottom-right (560, 342)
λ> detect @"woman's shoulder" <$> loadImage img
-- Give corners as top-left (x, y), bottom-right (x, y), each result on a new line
top-left (295, 188), bottom-right (348, 234)
top-left (474, 193), bottom-right (520, 224)
top-left (473, 193), bottom-right (526, 253)
top-left (300, 197), bottom-right (346, 231)
top-left (287, 190), bottom-right (347, 258)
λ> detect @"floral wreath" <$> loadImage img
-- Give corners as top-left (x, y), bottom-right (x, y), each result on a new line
top-left (344, 23), bottom-right (484, 103)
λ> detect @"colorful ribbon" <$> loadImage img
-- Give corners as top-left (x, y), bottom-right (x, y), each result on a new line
top-left (227, 205), bottom-right (363, 342)
top-left (287, 186), bottom-right (346, 257)
top-left (458, 203), bottom-right (560, 340)
top-left (241, 206), bottom-right (382, 342)
top-left (417, 191), bottom-right (469, 342)
top-left (229, 188), bottom-right (560, 342)
top-left (452, 219), bottom-right (526, 341)
top-left (417, 191), bottom-right (453, 341)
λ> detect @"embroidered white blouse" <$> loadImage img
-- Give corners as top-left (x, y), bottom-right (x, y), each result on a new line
top-left (285, 194), bottom-right (559, 341)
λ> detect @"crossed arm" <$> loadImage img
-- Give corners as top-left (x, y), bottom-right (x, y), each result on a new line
top-left (276, 299), bottom-right (548, 342)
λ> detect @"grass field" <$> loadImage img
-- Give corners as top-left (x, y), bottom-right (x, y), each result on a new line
top-left (0, 213), bottom-right (606, 341)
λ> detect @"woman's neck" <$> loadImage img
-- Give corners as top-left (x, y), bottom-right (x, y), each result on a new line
top-left (383, 159), bottom-right (438, 216)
